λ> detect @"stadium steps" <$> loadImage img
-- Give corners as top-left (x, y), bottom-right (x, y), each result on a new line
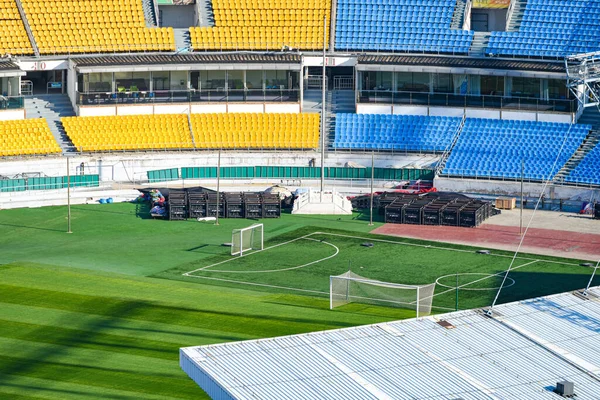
top-left (197, 0), bottom-right (215, 27)
top-left (469, 31), bottom-right (490, 57)
top-left (14, 0), bottom-right (39, 57)
top-left (327, 90), bottom-right (355, 149)
top-left (187, 113), bottom-right (197, 148)
top-left (25, 94), bottom-right (76, 154)
top-left (174, 28), bottom-right (192, 52)
top-left (302, 89), bottom-right (324, 113)
top-left (450, 0), bottom-right (467, 29)
top-left (436, 115), bottom-right (466, 175)
top-left (506, 0), bottom-right (527, 32)
top-left (555, 108), bottom-right (600, 182)
top-left (142, 0), bottom-right (158, 27)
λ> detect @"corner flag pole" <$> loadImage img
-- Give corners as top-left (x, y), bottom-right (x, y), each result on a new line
top-left (369, 151), bottom-right (374, 226)
top-left (67, 156), bottom-right (72, 234)
top-left (215, 149), bottom-right (221, 226)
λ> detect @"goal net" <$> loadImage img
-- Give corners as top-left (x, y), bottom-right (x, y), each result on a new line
top-left (330, 271), bottom-right (436, 317)
top-left (231, 224), bottom-right (264, 256)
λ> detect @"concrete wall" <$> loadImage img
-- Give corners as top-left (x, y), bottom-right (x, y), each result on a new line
top-left (0, 152), bottom-right (439, 184)
top-left (0, 109), bottom-right (25, 120)
top-left (78, 103), bottom-right (301, 116)
top-left (435, 176), bottom-right (600, 201)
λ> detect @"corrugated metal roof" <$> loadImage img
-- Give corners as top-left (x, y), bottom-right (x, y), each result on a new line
top-left (181, 286), bottom-right (600, 399)
top-left (71, 53), bottom-right (301, 67)
top-left (0, 60), bottom-right (21, 71)
top-left (357, 55), bottom-right (565, 73)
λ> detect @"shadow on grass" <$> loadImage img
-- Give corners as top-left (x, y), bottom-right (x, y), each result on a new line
top-left (0, 223), bottom-right (64, 233)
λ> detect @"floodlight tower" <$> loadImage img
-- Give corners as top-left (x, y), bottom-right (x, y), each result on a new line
top-left (566, 51), bottom-right (600, 110)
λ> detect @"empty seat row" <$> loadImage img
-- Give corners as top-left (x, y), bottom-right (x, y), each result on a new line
top-left (333, 113), bottom-right (461, 152)
top-left (443, 118), bottom-right (591, 180)
top-left (0, 119), bottom-right (61, 157)
top-left (565, 143), bottom-right (600, 185)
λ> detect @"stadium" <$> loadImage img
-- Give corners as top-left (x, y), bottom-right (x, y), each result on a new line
top-left (1, 0), bottom-right (600, 398)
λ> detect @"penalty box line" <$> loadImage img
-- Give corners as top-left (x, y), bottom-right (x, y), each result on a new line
top-left (183, 232), bottom-right (323, 276)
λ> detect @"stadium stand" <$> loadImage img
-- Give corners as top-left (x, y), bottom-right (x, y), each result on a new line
top-left (190, 0), bottom-right (330, 50)
top-left (335, 0), bottom-right (473, 53)
top-left (21, 0), bottom-right (175, 54)
top-left (0, 119), bottom-right (61, 157)
top-left (443, 119), bottom-right (591, 180)
top-left (0, 0), bottom-right (33, 55)
top-left (333, 114), bottom-right (462, 152)
top-left (62, 114), bottom-right (193, 152)
top-left (191, 113), bottom-right (320, 149)
top-left (486, 0), bottom-right (600, 57)
top-left (565, 144), bottom-right (600, 185)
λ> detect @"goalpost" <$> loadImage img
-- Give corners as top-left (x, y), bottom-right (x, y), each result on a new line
top-left (231, 224), bottom-right (264, 256)
top-left (330, 271), bottom-right (436, 317)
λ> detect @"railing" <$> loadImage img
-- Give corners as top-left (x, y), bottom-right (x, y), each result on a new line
top-left (306, 75), bottom-right (327, 90)
top-left (436, 114), bottom-right (466, 176)
top-left (440, 168), bottom-right (556, 182)
top-left (76, 89), bottom-right (299, 105)
top-left (21, 81), bottom-right (33, 96)
top-left (333, 76), bottom-right (354, 90)
top-left (358, 90), bottom-right (577, 113)
top-left (0, 96), bottom-right (24, 110)
top-left (330, 144), bottom-right (447, 155)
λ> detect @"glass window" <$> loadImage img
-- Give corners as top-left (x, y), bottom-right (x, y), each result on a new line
top-left (361, 71), bottom-right (392, 91)
top-left (227, 71), bottom-right (244, 90)
top-left (86, 72), bottom-right (112, 93)
top-left (480, 76), bottom-right (504, 96)
top-left (395, 72), bottom-right (430, 92)
top-left (152, 71), bottom-right (170, 91)
top-left (511, 77), bottom-right (540, 98)
top-left (170, 71), bottom-right (187, 91)
top-left (548, 79), bottom-right (569, 99)
top-left (199, 71), bottom-right (226, 90)
top-left (432, 73), bottom-right (453, 93)
top-left (246, 70), bottom-right (263, 90)
top-left (115, 72), bottom-right (149, 92)
top-left (264, 70), bottom-right (289, 89)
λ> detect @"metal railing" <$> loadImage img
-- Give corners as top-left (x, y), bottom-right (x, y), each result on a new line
top-left (333, 76), bottom-right (354, 90)
top-left (358, 90), bottom-right (577, 113)
top-left (436, 114), bottom-right (466, 176)
top-left (0, 96), bottom-right (24, 110)
top-left (76, 89), bottom-right (299, 105)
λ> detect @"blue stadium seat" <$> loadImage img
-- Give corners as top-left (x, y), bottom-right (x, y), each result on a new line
top-left (565, 142), bottom-right (600, 185)
top-left (443, 118), bottom-right (591, 180)
top-left (333, 113), bottom-right (462, 152)
top-left (334, 0), bottom-right (473, 54)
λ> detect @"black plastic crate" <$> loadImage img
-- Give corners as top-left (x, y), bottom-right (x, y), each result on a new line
top-left (595, 203), bottom-right (600, 220)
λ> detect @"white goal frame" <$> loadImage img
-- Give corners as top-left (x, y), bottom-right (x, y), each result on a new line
top-left (329, 271), bottom-right (435, 318)
top-left (231, 224), bottom-right (264, 256)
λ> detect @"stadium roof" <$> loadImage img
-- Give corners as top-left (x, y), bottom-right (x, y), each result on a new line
top-left (71, 53), bottom-right (301, 68)
top-left (181, 286), bottom-right (600, 399)
top-left (357, 55), bottom-right (565, 74)
top-left (0, 60), bottom-right (25, 77)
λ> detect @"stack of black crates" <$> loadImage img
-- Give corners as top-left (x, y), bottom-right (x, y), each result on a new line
top-left (595, 202), bottom-right (600, 220)
top-left (167, 190), bottom-right (187, 220)
top-left (166, 189), bottom-right (281, 220)
top-left (383, 193), bottom-right (492, 228)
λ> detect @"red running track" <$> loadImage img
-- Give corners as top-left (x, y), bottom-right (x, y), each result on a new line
top-left (372, 224), bottom-right (600, 261)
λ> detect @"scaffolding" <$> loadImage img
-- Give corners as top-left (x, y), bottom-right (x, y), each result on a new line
top-left (566, 51), bottom-right (600, 109)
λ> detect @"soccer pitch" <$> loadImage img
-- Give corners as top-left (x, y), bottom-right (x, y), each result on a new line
top-left (0, 202), bottom-right (597, 399)
top-left (166, 226), bottom-right (593, 314)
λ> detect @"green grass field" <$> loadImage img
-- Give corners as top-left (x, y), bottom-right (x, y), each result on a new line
top-left (0, 202), bottom-right (597, 399)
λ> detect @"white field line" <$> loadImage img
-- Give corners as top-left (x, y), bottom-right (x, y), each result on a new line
top-left (198, 238), bottom-right (339, 274)
top-left (314, 232), bottom-right (580, 266)
top-left (412, 259), bottom-right (541, 305)
top-left (183, 234), bottom-right (313, 276)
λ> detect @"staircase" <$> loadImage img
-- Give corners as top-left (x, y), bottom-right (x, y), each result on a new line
top-left (25, 94), bottom-right (76, 154)
top-left (450, 0), bottom-right (467, 29)
top-left (141, 0), bottom-right (157, 27)
top-left (436, 115), bottom-right (466, 176)
top-left (469, 31), bottom-right (490, 57)
top-left (197, 0), bottom-right (215, 27)
top-left (14, 0), bottom-right (39, 56)
top-left (174, 28), bottom-right (191, 52)
top-left (506, 0), bottom-right (527, 32)
top-left (327, 90), bottom-right (355, 149)
top-left (554, 107), bottom-right (600, 182)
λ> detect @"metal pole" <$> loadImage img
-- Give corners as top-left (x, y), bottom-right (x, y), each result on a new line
top-left (455, 273), bottom-right (459, 311)
top-left (320, 15), bottom-right (326, 201)
top-left (215, 149), bottom-right (221, 226)
top-left (584, 258), bottom-right (600, 296)
top-left (67, 156), bottom-right (72, 234)
top-left (369, 151), bottom-right (374, 226)
top-left (520, 159), bottom-right (524, 235)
